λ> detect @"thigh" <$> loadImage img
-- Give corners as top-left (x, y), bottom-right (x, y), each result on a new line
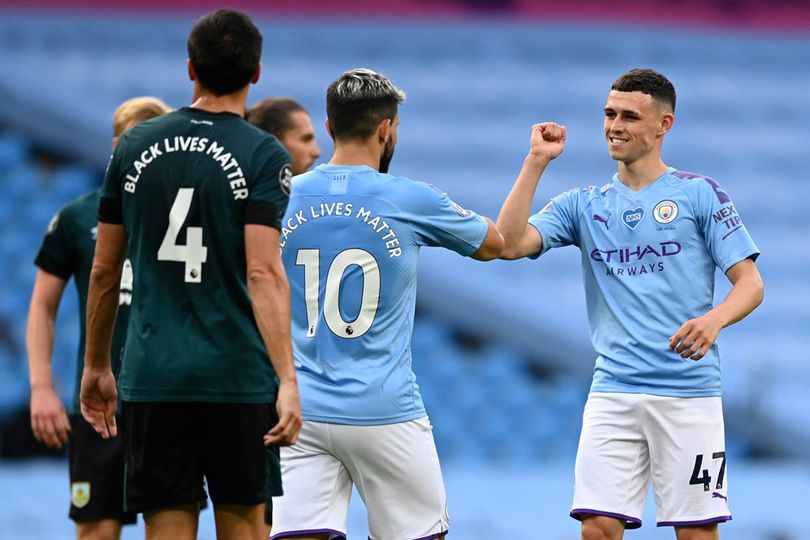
top-left (200, 403), bottom-right (273, 506)
top-left (271, 421), bottom-right (352, 540)
top-left (123, 401), bottom-right (206, 514)
top-left (571, 393), bottom-right (649, 530)
top-left (68, 415), bottom-right (137, 524)
top-left (645, 396), bottom-right (731, 527)
top-left (334, 417), bottom-right (449, 540)
top-left (265, 444), bottom-right (281, 526)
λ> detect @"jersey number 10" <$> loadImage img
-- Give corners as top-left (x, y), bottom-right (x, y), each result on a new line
top-left (296, 248), bottom-right (380, 339)
top-left (158, 188), bottom-right (208, 283)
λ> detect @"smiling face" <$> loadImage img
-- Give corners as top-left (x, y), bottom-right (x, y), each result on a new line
top-left (604, 90), bottom-right (673, 166)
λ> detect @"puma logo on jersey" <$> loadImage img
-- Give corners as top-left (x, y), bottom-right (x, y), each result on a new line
top-left (593, 213), bottom-right (610, 229)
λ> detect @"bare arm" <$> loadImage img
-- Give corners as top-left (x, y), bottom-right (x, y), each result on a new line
top-left (469, 217), bottom-right (504, 261)
top-left (26, 270), bottom-right (71, 448)
top-left (670, 258), bottom-right (764, 360)
top-left (80, 222), bottom-right (127, 438)
top-left (497, 123), bottom-right (566, 260)
top-left (245, 224), bottom-right (302, 447)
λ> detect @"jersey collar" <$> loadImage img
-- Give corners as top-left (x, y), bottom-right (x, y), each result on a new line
top-left (611, 167), bottom-right (676, 199)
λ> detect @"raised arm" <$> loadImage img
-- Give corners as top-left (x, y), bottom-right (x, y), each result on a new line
top-left (497, 123), bottom-right (566, 260)
top-left (26, 270), bottom-right (71, 448)
top-left (670, 257), bottom-right (764, 360)
top-left (81, 222), bottom-right (127, 438)
top-left (245, 224), bottom-right (302, 447)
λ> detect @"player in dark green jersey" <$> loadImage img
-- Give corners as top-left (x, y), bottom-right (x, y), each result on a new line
top-left (80, 9), bottom-right (302, 540)
top-left (26, 96), bottom-right (170, 540)
top-left (246, 96), bottom-right (321, 536)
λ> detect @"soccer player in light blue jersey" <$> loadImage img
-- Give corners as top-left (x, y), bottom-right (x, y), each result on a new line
top-left (497, 69), bottom-right (764, 540)
top-left (270, 68), bottom-right (503, 540)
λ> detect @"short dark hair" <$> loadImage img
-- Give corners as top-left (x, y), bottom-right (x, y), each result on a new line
top-left (246, 98), bottom-right (306, 137)
top-left (612, 68), bottom-right (676, 112)
top-left (187, 9), bottom-right (262, 96)
top-left (326, 68), bottom-right (406, 141)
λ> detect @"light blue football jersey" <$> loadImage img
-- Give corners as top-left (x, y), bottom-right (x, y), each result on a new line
top-left (280, 164), bottom-right (488, 424)
top-left (529, 168), bottom-right (759, 397)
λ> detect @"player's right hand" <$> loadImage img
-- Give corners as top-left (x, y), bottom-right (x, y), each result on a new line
top-left (30, 385), bottom-right (70, 449)
top-left (264, 379), bottom-right (302, 447)
top-left (79, 365), bottom-right (118, 439)
top-left (528, 122), bottom-right (566, 162)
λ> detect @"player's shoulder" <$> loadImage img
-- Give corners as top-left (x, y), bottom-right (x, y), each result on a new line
top-left (246, 125), bottom-right (291, 168)
top-left (288, 168), bottom-right (323, 195)
top-left (240, 118), bottom-right (282, 147)
top-left (58, 188), bottom-right (101, 221)
top-left (667, 169), bottom-right (722, 192)
top-left (552, 183), bottom-right (604, 209)
top-left (380, 174), bottom-right (451, 209)
top-left (665, 169), bottom-right (734, 205)
top-left (45, 188), bottom-right (100, 236)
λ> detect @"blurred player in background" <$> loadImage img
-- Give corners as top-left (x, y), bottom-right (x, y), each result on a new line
top-left (496, 68), bottom-right (763, 540)
top-left (247, 97), bottom-right (321, 176)
top-left (270, 68), bottom-right (503, 540)
top-left (80, 9), bottom-right (301, 540)
top-left (246, 96), bottom-right (321, 537)
top-left (26, 96), bottom-right (170, 540)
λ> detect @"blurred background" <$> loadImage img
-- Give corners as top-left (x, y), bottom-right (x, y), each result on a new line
top-left (0, 1), bottom-right (808, 538)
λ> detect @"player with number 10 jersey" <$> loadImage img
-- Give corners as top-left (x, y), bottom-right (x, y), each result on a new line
top-left (281, 167), bottom-right (487, 424)
top-left (271, 68), bottom-right (503, 540)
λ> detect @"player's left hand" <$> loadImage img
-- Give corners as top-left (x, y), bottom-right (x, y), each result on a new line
top-left (79, 365), bottom-right (118, 438)
top-left (669, 312), bottom-right (724, 361)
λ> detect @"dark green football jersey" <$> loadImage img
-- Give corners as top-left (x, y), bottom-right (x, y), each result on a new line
top-left (35, 188), bottom-right (131, 414)
top-left (101, 107), bottom-right (291, 403)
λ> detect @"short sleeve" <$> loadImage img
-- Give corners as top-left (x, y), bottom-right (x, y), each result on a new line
top-left (694, 177), bottom-right (759, 272)
top-left (528, 188), bottom-right (581, 257)
top-left (404, 183), bottom-right (488, 256)
top-left (246, 138), bottom-right (292, 230)
top-left (34, 208), bottom-right (78, 280)
top-left (99, 141), bottom-right (124, 223)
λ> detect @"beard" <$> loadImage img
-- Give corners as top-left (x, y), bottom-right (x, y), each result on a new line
top-left (379, 137), bottom-right (396, 174)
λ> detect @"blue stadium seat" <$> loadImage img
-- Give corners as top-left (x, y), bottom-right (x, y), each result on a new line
top-left (0, 13), bottom-right (807, 462)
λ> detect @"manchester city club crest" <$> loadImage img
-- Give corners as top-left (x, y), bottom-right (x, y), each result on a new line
top-left (653, 200), bottom-right (679, 224)
top-left (71, 482), bottom-right (91, 509)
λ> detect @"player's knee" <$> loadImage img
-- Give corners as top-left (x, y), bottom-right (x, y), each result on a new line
top-left (675, 524), bottom-right (719, 540)
top-left (75, 519), bottom-right (122, 540)
top-left (581, 515), bottom-right (624, 540)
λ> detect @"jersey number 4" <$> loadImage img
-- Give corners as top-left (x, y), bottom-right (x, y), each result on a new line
top-left (296, 248), bottom-right (380, 339)
top-left (158, 188), bottom-right (208, 283)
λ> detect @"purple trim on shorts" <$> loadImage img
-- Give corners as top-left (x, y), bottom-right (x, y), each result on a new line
top-left (571, 509), bottom-right (642, 530)
top-left (658, 515), bottom-right (732, 527)
top-left (366, 531), bottom-right (447, 540)
top-left (271, 528), bottom-right (346, 540)
top-left (413, 531), bottom-right (449, 540)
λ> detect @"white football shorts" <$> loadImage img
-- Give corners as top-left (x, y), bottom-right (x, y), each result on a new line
top-left (271, 417), bottom-right (449, 540)
top-left (571, 392), bottom-right (732, 528)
